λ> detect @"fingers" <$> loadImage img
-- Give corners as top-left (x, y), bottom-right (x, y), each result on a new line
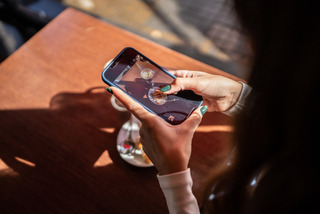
top-left (107, 86), bottom-right (207, 129)
top-left (108, 86), bottom-right (152, 121)
top-left (160, 70), bottom-right (211, 94)
top-left (161, 77), bottom-right (199, 94)
top-left (169, 70), bottom-right (208, 78)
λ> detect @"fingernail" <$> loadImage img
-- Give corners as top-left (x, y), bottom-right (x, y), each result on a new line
top-left (200, 105), bottom-right (208, 115)
top-left (106, 87), bottom-right (113, 94)
top-left (160, 85), bottom-right (171, 92)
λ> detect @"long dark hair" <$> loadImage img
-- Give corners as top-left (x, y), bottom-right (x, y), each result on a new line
top-left (202, 0), bottom-right (320, 213)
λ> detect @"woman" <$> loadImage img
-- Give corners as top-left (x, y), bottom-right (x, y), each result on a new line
top-left (107, 0), bottom-right (320, 213)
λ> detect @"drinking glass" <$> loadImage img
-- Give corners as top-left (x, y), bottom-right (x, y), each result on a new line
top-left (116, 113), bottom-right (153, 167)
top-left (111, 95), bottom-right (153, 167)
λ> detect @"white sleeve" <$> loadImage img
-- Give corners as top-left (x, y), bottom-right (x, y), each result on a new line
top-left (223, 82), bottom-right (253, 117)
top-left (157, 169), bottom-right (200, 214)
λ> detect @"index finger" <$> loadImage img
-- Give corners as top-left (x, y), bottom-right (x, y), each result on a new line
top-left (169, 70), bottom-right (209, 78)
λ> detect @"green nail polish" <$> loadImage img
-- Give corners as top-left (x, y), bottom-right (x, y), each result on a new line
top-left (106, 87), bottom-right (113, 94)
top-left (200, 106), bottom-right (208, 115)
top-left (160, 85), bottom-right (171, 92)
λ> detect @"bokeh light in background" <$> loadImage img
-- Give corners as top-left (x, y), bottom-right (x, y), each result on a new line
top-left (0, 0), bottom-right (250, 77)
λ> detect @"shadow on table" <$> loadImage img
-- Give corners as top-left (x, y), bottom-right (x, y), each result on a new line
top-left (0, 87), bottom-right (164, 214)
top-left (0, 86), bottom-right (233, 213)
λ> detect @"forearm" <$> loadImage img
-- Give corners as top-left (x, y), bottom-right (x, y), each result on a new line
top-left (157, 169), bottom-right (200, 214)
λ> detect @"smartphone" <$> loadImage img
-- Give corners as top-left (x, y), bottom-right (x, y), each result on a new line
top-left (101, 47), bottom-right (203, 125)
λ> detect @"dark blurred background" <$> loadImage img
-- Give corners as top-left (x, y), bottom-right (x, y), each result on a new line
top-left (0, 0), bottom-right (250, 78)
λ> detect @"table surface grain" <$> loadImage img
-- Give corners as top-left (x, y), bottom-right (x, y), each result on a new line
top-left (0, 8), bottom-right (238, 214)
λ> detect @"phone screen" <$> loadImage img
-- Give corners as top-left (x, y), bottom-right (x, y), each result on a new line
top-left (102, 47), bottom-right (202, 125)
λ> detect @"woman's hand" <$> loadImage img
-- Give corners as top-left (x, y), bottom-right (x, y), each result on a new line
top-left (109, 86), bottom-right (206, 175)
top-left (162, 70), bottom-right (243, 112)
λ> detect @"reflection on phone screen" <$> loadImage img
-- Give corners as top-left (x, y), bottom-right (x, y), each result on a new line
top-left (111, 53), bottom-right (201, 125)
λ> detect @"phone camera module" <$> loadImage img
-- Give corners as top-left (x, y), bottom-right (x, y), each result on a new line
top-left (140, 69), bottom-right (154, 80)
top-left (148, 87), bottom-right (167, 105)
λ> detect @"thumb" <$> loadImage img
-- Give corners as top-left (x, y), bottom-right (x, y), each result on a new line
top-left (160, 77), bottom-right (199, 94)
top-left (183, 105), bottom-right (208, 130)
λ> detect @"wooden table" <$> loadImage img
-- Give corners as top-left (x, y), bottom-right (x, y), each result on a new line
top-left (0, 8), bottom-right (240, 213)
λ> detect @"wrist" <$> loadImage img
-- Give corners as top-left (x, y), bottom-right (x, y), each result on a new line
top-left (158, 165), bottom-right (188, 176)
top-left (223, 82), bottom-right (253, 116)
top-left (218, 81), bottom-right (243, 112)
top-left (157, 168), bottom-right (190, 180)
top-left (158, 152), bottom-right (189, 175)
top-left (226, 81), bottom-right (243, 110)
